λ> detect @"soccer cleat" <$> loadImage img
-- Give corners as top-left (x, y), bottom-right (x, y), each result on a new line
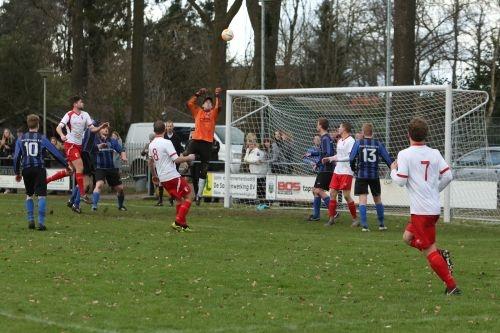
top-left (325, 212), bottom-right (340, 226)
top-left (71, 204), bottom-right (82, 214)
top-left (195, 195), bottom-right (201, 206)
top-left (378, 225), bottom-right (388, 231)
top-left (28, 222), bottom-right (35, 230)
top-left (306, 215), bottom-right (320, 222)
top-left (82, 195), bottom-right (91, 204)
top-left (67, 200), bottom-right (73, 208)
top-left (118, 206), bottom-right (127, 211)
top-left (155, 202), bottom-right (163, 207)
top-left (91, 206), bottom-right (98, 212)
top-left (439, 249), bottom-right (454, 274)
top-left (351, 219), bottom-right (360, 227)
top-left (181, 225), bottom-right (193, 232)
top-left (445, 287), bottom-right (462, 296)
top-left (37, 225), bottom-right (47, 231)
top-left (170, 222), bottom-right (183, 232)
top-left (361, 227), bottom-right (370, 232)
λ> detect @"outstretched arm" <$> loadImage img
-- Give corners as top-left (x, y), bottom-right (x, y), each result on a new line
top-left (42, 137), bottom-right (68, 168)
top-left (187, 88), bottom-right (207, 117)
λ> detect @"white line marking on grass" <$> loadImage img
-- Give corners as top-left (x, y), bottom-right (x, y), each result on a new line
top-left (0, 310), bottom-right (117, 333)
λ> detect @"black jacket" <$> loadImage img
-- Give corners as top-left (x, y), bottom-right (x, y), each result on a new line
top-left (164, 131), bottom-right (184, 155)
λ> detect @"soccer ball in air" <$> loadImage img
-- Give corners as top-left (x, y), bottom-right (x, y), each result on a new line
top-left (221, 28), bottom-right (234, 42)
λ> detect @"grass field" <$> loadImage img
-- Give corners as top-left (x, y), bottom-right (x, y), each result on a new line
top-left (0, 194), bottom-right (499, 333)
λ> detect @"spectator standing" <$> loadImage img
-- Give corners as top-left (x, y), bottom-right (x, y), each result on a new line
top-left (244, 139), bottom-right (268, 209)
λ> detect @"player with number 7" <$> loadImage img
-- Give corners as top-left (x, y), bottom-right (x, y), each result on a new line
top-left (390, 117), bottom-right (460, 296)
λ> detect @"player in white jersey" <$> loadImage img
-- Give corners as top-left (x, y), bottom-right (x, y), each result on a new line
top-left (322, 122), bottom-right (358, 226)
top-left (46, 96), bottom-right (108, 213)
top-left (390, 117), bottom-right (460, 296)
top-left (148, 120), bottom-right (196, 232)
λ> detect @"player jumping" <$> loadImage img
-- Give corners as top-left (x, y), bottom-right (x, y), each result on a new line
top-left (13, 114), bottom-right (70, 230)
top-left (46, 96), bottom-right (108, 213)
top-left (322, 122), bottom-right (358, 226)
top-left (148, 120), bottom-right (196, 232)
top-left (349, 123), bottom-right (393, 231)
top-left (391, 117), bottom-right (460, 296)
top-left (186, 87), bottom-right (222, 205)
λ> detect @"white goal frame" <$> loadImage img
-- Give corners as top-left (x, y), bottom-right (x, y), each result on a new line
top-left (224, 85), bottom-right (489, 223)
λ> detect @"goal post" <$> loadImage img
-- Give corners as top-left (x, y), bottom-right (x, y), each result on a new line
top-left (222, 85), bottom-right (492, 222)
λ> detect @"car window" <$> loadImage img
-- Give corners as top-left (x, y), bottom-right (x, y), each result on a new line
top-left (457, 149), bottom-right (485, 165)
top-left (215, 126), bottom-right (245, 145)
top-left (487, 150), bottom-right (500, 165)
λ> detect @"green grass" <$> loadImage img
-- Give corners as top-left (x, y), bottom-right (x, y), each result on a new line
top-left (0, 194), bottom-right (499, 333)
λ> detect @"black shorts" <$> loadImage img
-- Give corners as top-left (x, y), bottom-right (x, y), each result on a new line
top-left (22, 167), bottom-right (47, 197)
top-left (314, 171), bottom-right (333, 191)
top-left (95, 168), bottom-right (122, 187)
top-left (184, 140), bottom-right (212, 163)
top-left (354, 178), bottom-right (381, 196)
top-left (82, 152), bottom-right (95, 175)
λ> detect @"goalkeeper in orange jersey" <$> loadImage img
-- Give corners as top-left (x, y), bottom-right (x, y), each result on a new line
top-left (186, 87), bottom-right (222, 205)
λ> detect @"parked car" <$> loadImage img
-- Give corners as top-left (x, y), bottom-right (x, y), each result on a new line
top-left (124, 122), bottom-right (245, 177)
top-left (453, 146), bottom-right (500, 181)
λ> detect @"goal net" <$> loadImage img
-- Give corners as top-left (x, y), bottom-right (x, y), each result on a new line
top-left (213, 86), bottom-right (495, 222)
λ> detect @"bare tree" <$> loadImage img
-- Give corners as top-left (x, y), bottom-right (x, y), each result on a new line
top-left (247, 0), bottom-right (282, 89)
top-left (186, 0), bottom-right (243, 89)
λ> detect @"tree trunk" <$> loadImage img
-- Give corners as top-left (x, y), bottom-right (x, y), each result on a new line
top-left (126, 0), bottom-right (132, 50)
top-left (247, 0), bottom-right (262, 88)
top-left (70, 0), bottom-right (86, 95)
top-left (131, 0), bottom-right (144, 122)
top-left (264, 1), bottom-right (282, 89)
top-left (451, 0), bottom-right (460, 88)
top-left (393, 0), bottom-right (416, 85)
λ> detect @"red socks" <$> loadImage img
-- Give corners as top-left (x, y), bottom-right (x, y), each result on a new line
top-left (46, 169), bottom-right (69, 184)
top-left (328, 200), bottom-right (337, 217)
top-left (176, 203), bottom-right (181, 215)
top-left (75, 173), bottom-right (85, 196)
top-left (347, 201), bottom-right (357, 219)
top-left (176, 201), bottom-right (192, 226)
top-left (427, 250), bottom-right (456, 289)
top-left (328, 199), bottom-right (356, 219)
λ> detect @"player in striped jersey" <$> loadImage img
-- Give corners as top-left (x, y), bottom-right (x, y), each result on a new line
top-left (349, 123), bottom-right (393, 231)
top-left (305, 118), bottom-right (335, 222)
top-left (91, 126), bottom-right (128, 211)
top-left (13, 114), bottom-right (70, 230)
top-left (391, 117), bottom-right (460, 296)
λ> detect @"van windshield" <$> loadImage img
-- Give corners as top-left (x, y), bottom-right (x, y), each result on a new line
top-left (215, 126), bottom-right (244, 145)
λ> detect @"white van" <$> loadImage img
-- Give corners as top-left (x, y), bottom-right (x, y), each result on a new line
top-left (124, 122), bottom-right (244, 176)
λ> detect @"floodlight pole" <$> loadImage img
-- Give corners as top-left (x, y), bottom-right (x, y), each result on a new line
top-left (37, 68), bottom-right (54, 136)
